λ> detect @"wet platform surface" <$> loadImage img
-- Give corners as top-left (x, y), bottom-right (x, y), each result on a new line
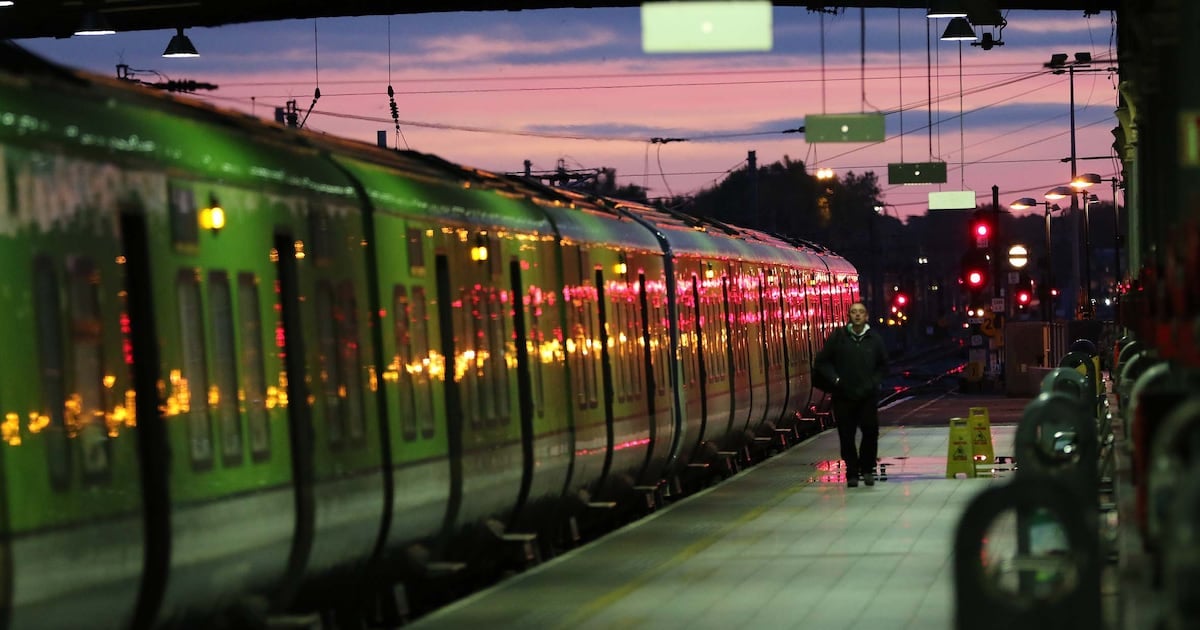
top-left (409, 393), bottom-right (1029, 629)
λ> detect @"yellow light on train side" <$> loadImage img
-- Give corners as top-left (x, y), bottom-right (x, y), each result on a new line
top-left (614, 261), bottom-right (628, 275)
top-left (471, 245), bottom-right (489, 262)
top-left (198, 204), bottom-right (225, 232)
top-left (705, 263), bottom-right (715, 279)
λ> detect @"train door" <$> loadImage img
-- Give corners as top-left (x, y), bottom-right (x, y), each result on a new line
top-left (736, 264), bottom-right (766, 436)
top-left (443, 228), bottom-right (523, 529)
top-left (781, 267), bottom-right (814, 417)
top-left (634, 252), bottom-right (676, 485)
top-left (760, 265), bottom-right (787, 428)
top-left (296, 202), bottom-right (385, 584)
top-left (0, 179), bottom-right (147, 630)
top-left (674, 260), bottom-right (705, 464)
top-left (376, 221), bottom-right (450, 554)
top-left (591, 245), bottom-right (664, 496)
top-left (721, 266), bottom-right (749, 442)
top-left (506, 232), bottom-right (573, 528)
top-left (698, 262), bottom-right (732, 445)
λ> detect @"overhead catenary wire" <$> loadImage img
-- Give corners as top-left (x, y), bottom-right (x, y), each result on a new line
top-left (199, 66), bottom-right (1063, 148)
top-left (386, 16), bottom-right (410, 150)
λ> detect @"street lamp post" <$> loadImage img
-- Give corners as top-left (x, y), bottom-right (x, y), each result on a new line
top-left (1010, 196), bottom-right (1062, 322)
top-left (1075, 170), bottom-right (1128, 296)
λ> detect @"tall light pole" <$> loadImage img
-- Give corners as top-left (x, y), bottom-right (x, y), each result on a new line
top-left (1046, 53), bottom-right (1116, 318)
top-left (1046, 53), bottom-right (1088, 225)
top-left (1010, 196), bottom-right (1062, 322)
top-left (1073, 172), bottom-right (1125, 316)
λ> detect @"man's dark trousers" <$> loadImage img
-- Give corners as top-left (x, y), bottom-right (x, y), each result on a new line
top-left (833, 396), bottom-right (879, 476)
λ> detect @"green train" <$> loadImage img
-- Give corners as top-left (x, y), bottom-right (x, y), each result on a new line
top-left (0, 43), bottom-right (858, 628)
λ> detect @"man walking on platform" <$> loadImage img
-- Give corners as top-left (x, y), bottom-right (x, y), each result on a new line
top-left (814, 301), bottom-right (889, 487)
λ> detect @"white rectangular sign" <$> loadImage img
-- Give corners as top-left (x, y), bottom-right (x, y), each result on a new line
top-left (928, 190), bottom-right (976, 211)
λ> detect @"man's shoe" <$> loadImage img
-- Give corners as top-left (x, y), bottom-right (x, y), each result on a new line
top-left (846, 475), bottom-right (859, 488)
top-left (863, 472), bottom-right (875, 486)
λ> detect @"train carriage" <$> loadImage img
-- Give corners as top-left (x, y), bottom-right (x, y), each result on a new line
top-left (0, 42), bottom-right (862, 628)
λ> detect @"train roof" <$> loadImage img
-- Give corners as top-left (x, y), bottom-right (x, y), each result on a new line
top-left (0, 43), bottom-right (362, 202)
top-left (0, 42), bottom-right (857, 275)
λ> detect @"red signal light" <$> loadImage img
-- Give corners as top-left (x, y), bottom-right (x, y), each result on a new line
top-left (967, 271), bottom-right (984, 287)
top-left (1017, 290), bottom-right (1031, 304)
top-left (895, 293), bottom-right (908, 306)
top-left (974, 222), bottom-right (989, 237)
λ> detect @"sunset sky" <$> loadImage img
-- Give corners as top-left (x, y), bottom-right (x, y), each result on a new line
top-left (18, 6), bottom-right (1123, 220)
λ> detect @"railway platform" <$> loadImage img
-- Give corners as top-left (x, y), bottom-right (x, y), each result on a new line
top-left (406, 392), bottom-right (1039, 629)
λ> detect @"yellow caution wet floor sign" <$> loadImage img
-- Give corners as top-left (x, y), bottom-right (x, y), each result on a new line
top-left (968, 406), bottom-right (995, 474)
top-left (947, 417), bottom-right (974, 478)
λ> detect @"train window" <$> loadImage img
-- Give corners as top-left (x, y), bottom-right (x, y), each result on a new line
top-left (651, 297), bottom-right (667, 397)
top-left (486, 286), bottom-right (510, 425)
top-left (177, 269), bottom-right (214, 468)
top-left (67, 258), bottom-right (112, 482)
top-left (527, 283), bottom-right (545, 418)
top-left (682, 276), bottom-right (699, 387)
top-left (461, 287), bottom-right (486, 426)
top-left (237, 273), bottom-right (271, 461)
top-left (336, 281), bottom-right (367, 444)
top-left (628, 295), bottom-right (644, 399)
top-left (586, 293), bottom-right (600, 408)
top-left (308, 209), bottom-right (333, 264)
top-left (314, 281), bottom-right (345, 447)
top-left (731, 281), bottom-right (749, 376)
top-left (169, 185), bottom-right (199, 247)
top-left (568, 295), bottom-right (587, 410)
top-left (411, 287), bottom-right (435, 438)
top-left (209, 271), bottom-right (243, 466)
top-left (407, 228), bottom-right (425, 273)
top-left (394, 286), bottom-right (418, 441)
top-left (33, 257), bottom-right (72, 490)
top-left (610, 285), bottom-right (628, 401)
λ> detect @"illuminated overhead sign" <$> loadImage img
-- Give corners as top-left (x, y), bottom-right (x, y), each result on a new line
top-left (928, 190), bottom-right (976, 211)
top-left (804, 113), bottom-right (886, 143)
top-left (641, 1), bottom-right (772, 53)
top-left (888, 161), bottom-right (948, 185)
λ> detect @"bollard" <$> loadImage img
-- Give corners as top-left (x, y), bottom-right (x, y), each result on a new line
top-left (1146, 397), bottom-right (1200, 556)
top-left (1129, 363), bottom-right (1196, 540)
top-left (1117, 350), bottom-right (1157, 444)
top-left (1163, 460), bottom-right (1200, 630)
top-left (1059, 350), bottom-right (1101, 419)
top-left (954, 475), bottom-right (1100, 630)
top-left (1039, 367), bottom-right (1090, 409)
top-left (1115, 338), bottom-right (1145, 387)
top-left (1014, 392), bottom-right (1098, 502)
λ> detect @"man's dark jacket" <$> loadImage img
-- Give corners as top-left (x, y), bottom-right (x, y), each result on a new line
top-left (813, 325), bottom-right (888, 400)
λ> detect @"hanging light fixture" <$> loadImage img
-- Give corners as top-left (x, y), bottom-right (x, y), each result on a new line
top-left (940, 17), bottom-right (976, 42)
top-left (74, 10), bottom-right (115, 36)
top-left (926, 1), bottom-right (967, 19)
top-left (163, 27), bottom-right (199, 58)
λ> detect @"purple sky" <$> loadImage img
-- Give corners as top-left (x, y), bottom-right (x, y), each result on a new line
top-left (18, 7), bottom-right (1122, 220)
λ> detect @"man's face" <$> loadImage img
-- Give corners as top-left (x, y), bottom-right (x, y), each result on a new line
top-left (848, 304), bottom-right (868, 326)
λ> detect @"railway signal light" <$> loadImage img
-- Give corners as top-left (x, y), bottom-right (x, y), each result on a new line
top-left (1015, 287), bottom-right (1032, 306)
top-left (890, 290), bottom-right (909, 325)
top-left (960, 249), bottom-right (989, 297)
top-left (1013, 273), bottom-right (1034, 310)
top-left (970, 209), bottom-right (992, 249)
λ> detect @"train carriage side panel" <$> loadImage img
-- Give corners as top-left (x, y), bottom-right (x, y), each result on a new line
top-left (539, 203), bottom-right (662, 498)
top-left (66, 83), bottom-right (371, 619)
top-left (329, 154), bottom-right (571, 546)
top-left (321, 157), bottom-right (457, 557)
